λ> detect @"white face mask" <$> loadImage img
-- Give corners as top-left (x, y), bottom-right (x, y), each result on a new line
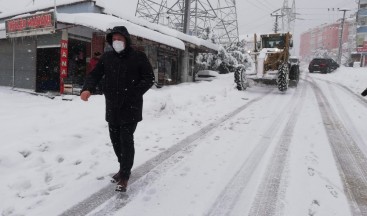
top-left (112, 40), bottom-right (125, 53)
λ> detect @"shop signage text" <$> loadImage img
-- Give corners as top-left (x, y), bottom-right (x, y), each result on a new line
top-left (60, 40), bottom-right (68, 78)
top-left (60, 40), bottom-right (68, 94)
top-left (357, 47), bottom-right (367, 52)
top-left (5, 12), bottom-right (55, 37)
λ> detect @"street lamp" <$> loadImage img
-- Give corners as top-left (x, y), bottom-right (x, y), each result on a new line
top-left (337, 8), bottom-right (350, 65)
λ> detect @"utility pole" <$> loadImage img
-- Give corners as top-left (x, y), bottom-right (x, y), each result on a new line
top-left (135, 0), bottom-right (239, 46)
top-left (271, 9), bottom-right (284, 33)
top-left (183, 0), bottom-right (191, 34)
top-left (337, 8), bottom-right (349, 65)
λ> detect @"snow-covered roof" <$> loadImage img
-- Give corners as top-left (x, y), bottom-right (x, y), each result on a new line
top-left (0, 0), bottom-right (91, 19)
top-left (57, 13), bottom-right (185, 50)
top-left (101, 6), bottom-right (219, 52)
top-left (0, 0), bottom-right (218, 52)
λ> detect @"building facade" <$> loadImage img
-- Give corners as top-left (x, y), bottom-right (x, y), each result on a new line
top-left (299, 21), bottom-right (351, 63)
top-left (0, 0), bottom-right (218, 94)
top-left (355, 0), bottom-right (367, 66)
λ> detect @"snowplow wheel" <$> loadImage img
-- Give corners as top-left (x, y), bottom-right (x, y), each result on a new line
top-left (234, 67), bottom-right (248, 91)
top-left (294, 66), bottom-right (300, 85)
top-left (277, 63), bottom-right (289, 92)
top-left (289, 65), bottom-right (300, 87)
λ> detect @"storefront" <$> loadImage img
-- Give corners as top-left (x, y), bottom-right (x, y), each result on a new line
top-left (1, 12), bottom-right (59, 91)
top-left (0, 1), bottom-right (218, 95)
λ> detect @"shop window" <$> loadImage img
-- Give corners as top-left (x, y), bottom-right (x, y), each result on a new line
top-left (144, 45), bottom-right (158, 82)
top-left (157, 47), bottom-right (178, 85)
top-left (65, 39), bottom-right (90, 88)
top-left (36, 48), bottom-right (60, 92)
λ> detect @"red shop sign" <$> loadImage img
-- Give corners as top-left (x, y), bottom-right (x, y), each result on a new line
top-left (5, 12), bottom-right (55, 36)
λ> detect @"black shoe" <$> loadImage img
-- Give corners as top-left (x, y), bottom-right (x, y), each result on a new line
top-left (111, 171), bottom-right (120, 183)
top-left (115, 179), bottom-right (128, 192)
top-left (362, 88), bottom-right (367, 97)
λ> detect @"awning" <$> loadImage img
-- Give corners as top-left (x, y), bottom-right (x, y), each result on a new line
top-left (102, 7), bottom-right (220, 52)
top-left (57, 13), bottom-right (185, 50)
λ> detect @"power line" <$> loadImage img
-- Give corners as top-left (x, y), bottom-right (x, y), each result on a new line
top-left (245, 0), bottom-right (273, 13)
top-left (300, 13), bottom-right (342, 16)
top-left (248, 0), bottom-right (274, 12)
top-left (263, 0), bottom-right (277, 9)
top-left (238, 14), bottom-right (271, 31)
top-left (239, 20), bottom-right (273, 34)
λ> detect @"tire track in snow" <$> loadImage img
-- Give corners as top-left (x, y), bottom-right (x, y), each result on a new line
top-left (323, 81), bottom-right (367, 157)
top-left (309, 78), bottom-right (367, 215)
top-left (247, 79), bottom-right (308, 216)
top-left (312, 78), bottom-right (367, 156)
top-left (312, 77), bottom-right (367, 108)
top-left (207, 81), bottom-right (308, 216)
top-left (59, 89), bottom-right (273, 216)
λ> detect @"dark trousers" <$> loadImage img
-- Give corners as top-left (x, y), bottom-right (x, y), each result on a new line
top-left (108, 122), bottom-right (138, 179)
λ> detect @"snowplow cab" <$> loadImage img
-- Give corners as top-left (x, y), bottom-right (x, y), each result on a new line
top-left (261, 33), bottom-right (287, 49)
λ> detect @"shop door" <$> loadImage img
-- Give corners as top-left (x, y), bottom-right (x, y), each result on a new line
top-left (68, 39), bottom-right (89, 87)
top-left (36, 48), bottom-right (60, 92)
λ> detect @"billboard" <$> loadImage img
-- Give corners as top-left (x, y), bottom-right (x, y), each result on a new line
top-left (5, 12), bottom-right (55, 38)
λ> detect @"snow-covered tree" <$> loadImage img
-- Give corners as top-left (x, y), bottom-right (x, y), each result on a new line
top-left (195, 39), bottom-right (253, 74)
top-left (198, 27), bottom-right (220, 44)
top-left (309, 47), bottom-right (338, 62)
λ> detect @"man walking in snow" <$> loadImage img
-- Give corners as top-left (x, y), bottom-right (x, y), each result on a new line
top-left (80, 26), bottom-right (155, 192)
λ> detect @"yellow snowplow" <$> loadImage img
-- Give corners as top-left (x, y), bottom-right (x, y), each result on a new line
top-left (235, 32), bottom-right (299, 92)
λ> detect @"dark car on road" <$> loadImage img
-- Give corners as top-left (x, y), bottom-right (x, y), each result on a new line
top-left (309, 58), bottom-right (339, 74)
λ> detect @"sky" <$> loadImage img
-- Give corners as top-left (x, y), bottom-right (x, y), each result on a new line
top-left (1, 64), bottom-right (367, 215)
top-left (100, 0), bottom-right (359, 49)
top-left (238, 0), bottom-right (359, 55)
top-left (0, 0), bottom-right (360, 55)
top-left (0, 0), bottom-right (359, 35)
top-left (238, 0), bottom-right (358, 34)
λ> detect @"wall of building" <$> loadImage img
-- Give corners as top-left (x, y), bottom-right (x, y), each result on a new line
top-left (13, 37), bottom-right (37, 89)
top-left (299, 21), bottom-right (351, 61)
top-left (0, 39), bottom-right (13, 87)
top-left (0, 32), bottom-right (64, 90)
top-left (299, 31), bottom-right (310, 59)
top-left (0, 37), bottom-right (36, 89)
top-left (355, 1), bottom-right (367, 66)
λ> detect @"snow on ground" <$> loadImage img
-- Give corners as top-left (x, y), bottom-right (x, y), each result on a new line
top-left (0, 74), bottom-right (249, 215)
top-left (0, 66), bottom-right (367, 216)
top-left (300, 63), bottom-right (367, 94)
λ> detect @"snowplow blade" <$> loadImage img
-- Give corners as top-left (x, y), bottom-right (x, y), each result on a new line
top-left (250, 77), bottom-right (278, 85)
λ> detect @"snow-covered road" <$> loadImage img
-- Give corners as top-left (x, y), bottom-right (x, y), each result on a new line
top-left (64, 72), bottom-right (367, 216)
top-left (1, 67), bottom-right (367, 216)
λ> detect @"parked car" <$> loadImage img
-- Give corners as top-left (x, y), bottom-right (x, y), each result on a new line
top-left (195, 70), bottom-right (219, 81)
top-left (329, 58), bottom-right (340, 70)
top-left (308, 58), bottom-right (339, 73)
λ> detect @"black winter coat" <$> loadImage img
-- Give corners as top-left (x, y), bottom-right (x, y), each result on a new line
top-left (82, 27), bottom-right (155, 124)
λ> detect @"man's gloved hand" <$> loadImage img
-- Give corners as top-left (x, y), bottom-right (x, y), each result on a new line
top-left (362, 88), bottom-right (367, 97)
